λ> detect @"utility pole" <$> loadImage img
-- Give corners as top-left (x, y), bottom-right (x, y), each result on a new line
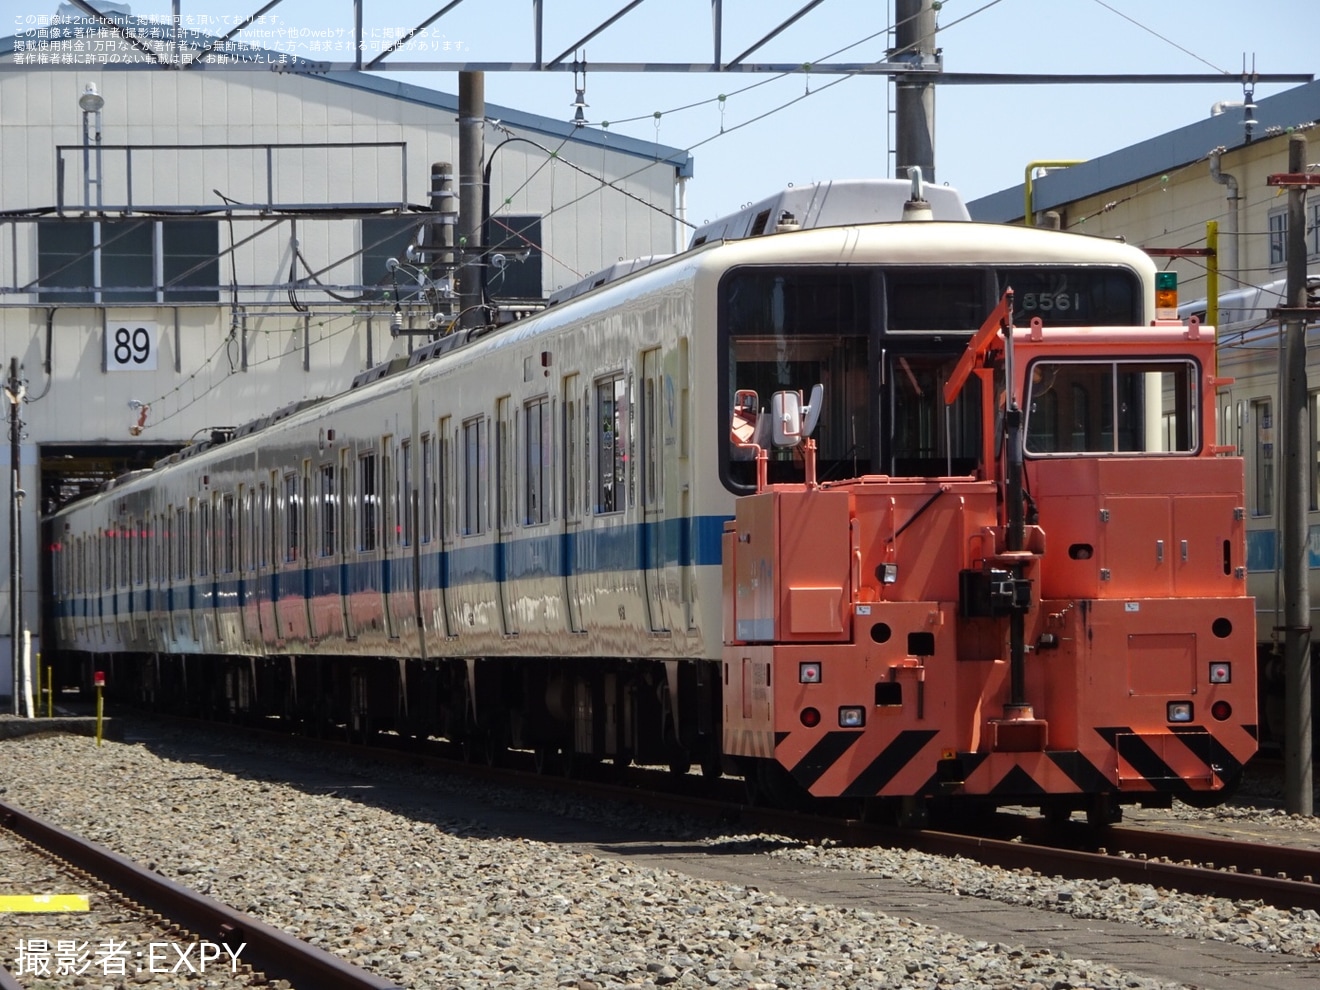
top-left (457, 71), bottom-right (485, 330)
top-left (893, 0), bottom-right (938, 182)
top-left (1270, 133), bottom-right (1317, 815)
top-left (5, 357), bottom-right (24, 715)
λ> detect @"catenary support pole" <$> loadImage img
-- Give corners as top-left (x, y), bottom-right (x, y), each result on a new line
top-left (458, 72), bottom-right (485, 330)
top-left (7, 357), bottom-right (21, 715)
top-left (1281, 132), bottom-right (1312, 815)
top-left (894, 0), bottom-right (937, 182)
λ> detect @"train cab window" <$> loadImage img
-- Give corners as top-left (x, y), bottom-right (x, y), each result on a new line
top-left (462, 419), bottom-right (487, 536)
top-left (1024, 359), bottom-right (1199, 456)
top-left (524, 396), bottom-right (551, 525)
top-left (359, 453), bottom-right (379, 551)
top-left (595, 375), bottom-right (628, 514)
top-left (885, 353), bottom-right (982, 476)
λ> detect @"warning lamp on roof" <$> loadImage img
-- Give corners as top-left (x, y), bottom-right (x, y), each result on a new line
top-left (1155, 271), bottom-right (1178, 321)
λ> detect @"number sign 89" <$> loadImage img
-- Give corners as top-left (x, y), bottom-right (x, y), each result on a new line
top-left (105, 321), bottom-right (157, 371)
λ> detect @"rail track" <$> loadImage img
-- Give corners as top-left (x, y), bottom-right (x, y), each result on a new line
top-left (0, 798), bottom-right (404, 990)
top-left (116, 710), bottom-right (1320, 915)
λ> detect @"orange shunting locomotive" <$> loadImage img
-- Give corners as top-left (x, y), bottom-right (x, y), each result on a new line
top-left (722, 292), bottom-right (1257, 824)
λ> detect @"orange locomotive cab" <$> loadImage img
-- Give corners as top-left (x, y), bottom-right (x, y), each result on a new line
top-left (722, 296), bottom-right (1258, 823)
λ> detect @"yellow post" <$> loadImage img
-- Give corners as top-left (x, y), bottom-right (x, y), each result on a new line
top-left (1023, 160), bottom-right (1085, 226)
top-left (1205, 221), bottom-right (1220, 327)
top-left (44, 662), bottom-right (51, 718)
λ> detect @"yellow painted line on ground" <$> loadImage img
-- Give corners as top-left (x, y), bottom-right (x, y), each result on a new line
top-left (0, 894), bottom-right (90, 913)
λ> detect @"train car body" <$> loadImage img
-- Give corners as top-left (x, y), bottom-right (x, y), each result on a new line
top-left (1186, 273), bottom-right (1319, 745)
top-left (721, 314), bottom-right (1257, 821)
top-left (46, 180), bottom-right (1253, 815)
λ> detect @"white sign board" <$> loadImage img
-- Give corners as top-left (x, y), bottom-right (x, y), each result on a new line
top-left (105, 319), bottom-right (158, 371)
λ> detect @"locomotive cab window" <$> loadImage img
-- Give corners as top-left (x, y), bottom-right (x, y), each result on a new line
top-left (1024, 359), bottom-right (1199, 455)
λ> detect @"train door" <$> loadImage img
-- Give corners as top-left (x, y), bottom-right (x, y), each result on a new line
top-left (438, 418), bottom-right (457, 638)
top-left (495, 395), bottom-right (518, 636)
top-left (337, 448), bottom-right (356, 640)
top-left (381, 440), bottom-right (399, 640)
top-left (640, 348), bottom-right (669, 633)
top-left (561, 375), bottom-right (586, 633)
top-left (237, 487), bottom-right (256, 645)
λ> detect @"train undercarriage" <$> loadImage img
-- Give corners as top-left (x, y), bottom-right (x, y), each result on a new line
top-left (68, 651), bottom-right (727, 780)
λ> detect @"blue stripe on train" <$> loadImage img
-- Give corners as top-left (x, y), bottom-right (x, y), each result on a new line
top-left (55, 514), bottom-right (730, 618)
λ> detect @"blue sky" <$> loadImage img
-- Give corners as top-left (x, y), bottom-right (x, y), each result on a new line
top-left (18, 0), bottom-right (1319, 228)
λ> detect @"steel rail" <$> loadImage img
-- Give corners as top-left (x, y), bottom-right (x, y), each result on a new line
top-left (0, 799), bottom-right (404, 990)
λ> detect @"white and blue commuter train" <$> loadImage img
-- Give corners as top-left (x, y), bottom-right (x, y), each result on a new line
top-left (46, 180), bottom-right (1162, 776)
top-left (1192, 273), bottom-right (1320, 743)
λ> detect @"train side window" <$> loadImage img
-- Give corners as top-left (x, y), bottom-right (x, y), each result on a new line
top-left (283, 472), bottom-right (300, 562)
top-left (198, 499), bottom-right (211, 577)
top-left (438, 418), bottom-right (452, 541)
top-left (640, 357), bottom-right (660, 508)
top-left (462, 418), bottom-right (487, 536)
top-left (320, 464), bottom-right (337, 557)
top-left (136, 518), bottom-right (146, 586)
top-left (1252, 398), bottom-right (1273, 517)
top-left (595, 374), bottom-right (627, 514)
top-left (420, 434), bottom-right (434, 544)
top-left (525, 396), bottom-right (550, 525)
top-left (174, 508), bottom-right (185, 579)
top-left (359, 452), bottom-right (378, 552)
top-left (400, 440), bottom-right (412, 548)
top-left (563, 383), bottom-right (578, 519)
top-left (222, 494), bottom-right (236, 574)
top-left (258, 482), bottom-right (270, 569)
top-left (238, 490), bottom-right (250, 572)
top-left (496, 398), bottom-right (513, 532)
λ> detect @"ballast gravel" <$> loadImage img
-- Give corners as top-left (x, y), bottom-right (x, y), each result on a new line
top-left (2, 727), bottom-right (1318, 990)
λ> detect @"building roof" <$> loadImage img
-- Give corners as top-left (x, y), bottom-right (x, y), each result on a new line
top-left (968, 79), bottom-right (1320, 223)
top-left (0, 13), bottom-right (694, 178)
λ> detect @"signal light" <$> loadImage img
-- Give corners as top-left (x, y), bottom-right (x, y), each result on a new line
top-left (1208, 662), bottom-right (1231, 684)
top-left (1210, 700), bottom-right (1232, 721)
top-left (799, 662), bottom-right (822, 684)
top-left (1155, 271), bottom-right (1178, 320)
top-left (838, 706), bottom-right (865, 728)
top-left (800, 707), bottom-right (821, 727)
top-left (1167, 700), bottom-right (1193, 723)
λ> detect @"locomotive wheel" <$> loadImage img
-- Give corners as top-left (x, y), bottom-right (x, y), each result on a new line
top-left (1086, 793), bottom-right (1122, 827)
